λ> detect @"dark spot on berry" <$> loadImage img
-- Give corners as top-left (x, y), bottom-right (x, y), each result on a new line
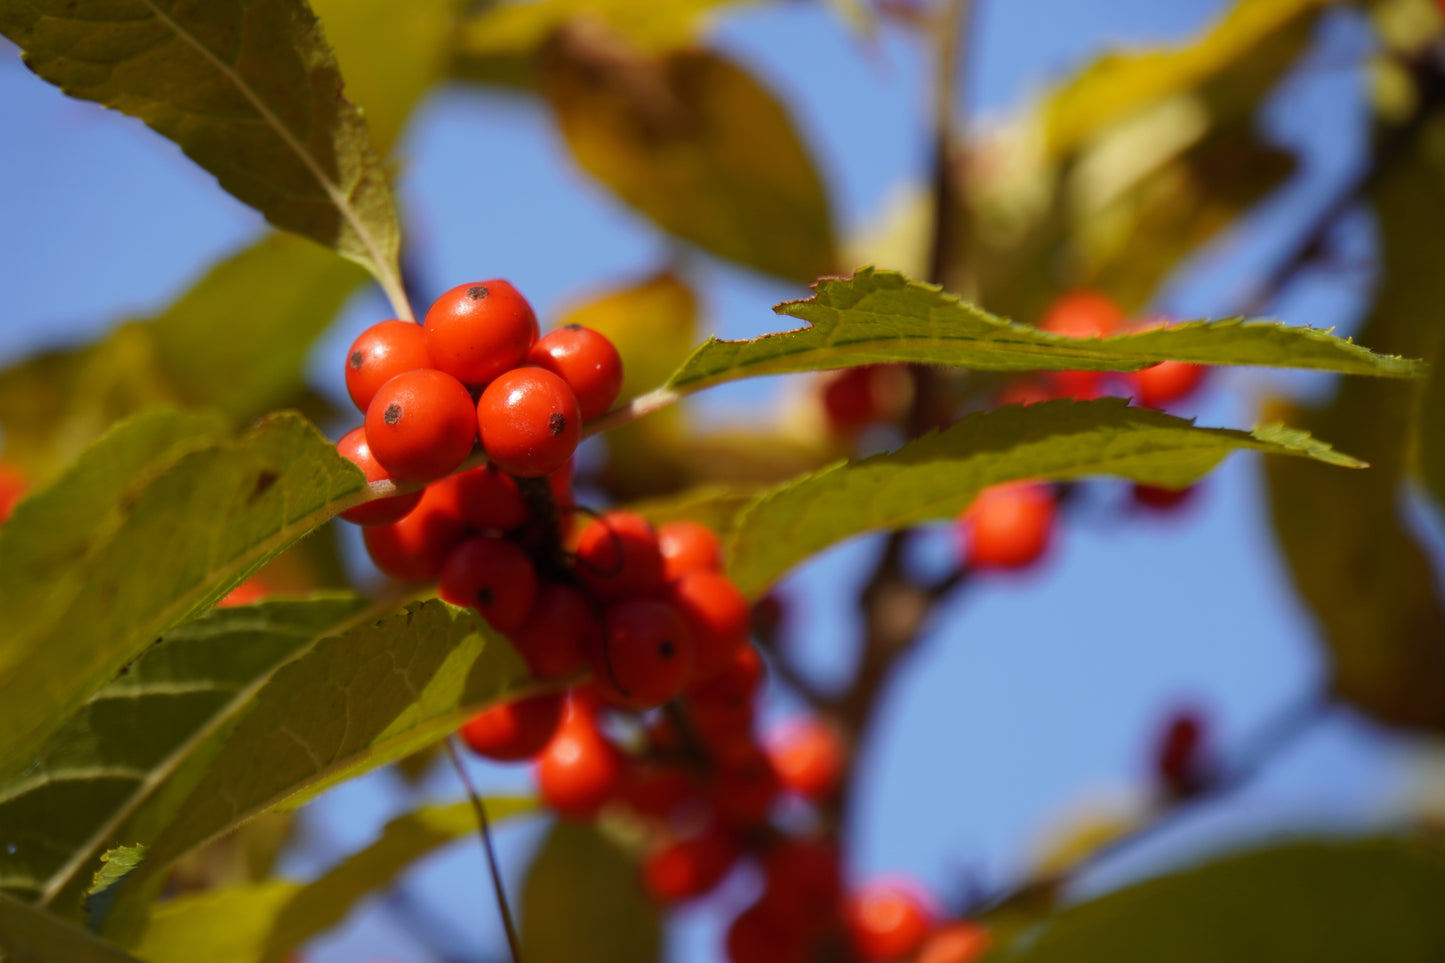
top-left (467, 285), bottom-right (490, 301)
top-left (548, 413), bottom-right (567, 436)
top-left (476, 587), bottom-right (495, 607)
top-left (659, 640), bottom-right (676, 659)
top-left (349, 350), bottom-right (364, 370)
top-left (384, 403), bottom-right (402, 425)
top-left (564, 323), bottom-right (584, 331)
top-left (249, 470), bottom-right (279, 503)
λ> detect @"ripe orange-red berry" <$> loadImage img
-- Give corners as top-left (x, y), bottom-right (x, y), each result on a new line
top-left (845, 882), bottom-right (934, 963)
top-left (574, 511), bottom-right (667, 600)
top-left (959, 481), bottom-right (1056, 571)
top-left (1128, 360), bottom-right (1207, 409)
top-left (218, 576), bottom-right (270, 608)
top-left (344, 319), bottom-right (430, 413)
top-left (476, 367), bottom-right (581, 478)
top-left (423, 280), bottom-right (539, 388)
top-left (535, 711), bottom-right (623, 820)
top-left (590, 599), bottom-right (695, 710)
top-left (527, 324), bottom-right (625, 421)
top-left (336, 427), bottom-right (424, 526)
top-left (432, 463), bottom-right (530, 532)
top-left (726, 901), bottom-right (809, 963)
top-left (762, 838), bottom-right (842, 932)
top-left (0, 463), bottom-right (27, 526)
top-left (642, 826), bottom-right (740, 904)
top-left (361, 484), bottom-right (468, 582)
top-left (669, 570), bottom-right (750, 683)
top-left (1039, 291), bottom-right (1123, 401)
top-left (917, 922), bottom-right (992, 963)
top-left (710, 744), bottom-right (780, 826)
top-left (622, 762), bottom-right (701, 822)
top-left (364, 369), bottom-right (477, 482)
top-left (687, 645), bottom-right (764, 748)
top-left (658, 520), bottom-right (723, 580)
top-left (767, 717), bottom-right (845, 800)
top-left (459, 691), bottom-right (565, 762)
top-left (438, 536), bottom-right (538, 633)
top-left (1133, 482), bottom-right (1195, 511)
top-left (510, 582), bottom-right (598, 682)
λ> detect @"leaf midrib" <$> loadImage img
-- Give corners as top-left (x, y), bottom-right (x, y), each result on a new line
top-left (136, 0), bottom-right (393, 289)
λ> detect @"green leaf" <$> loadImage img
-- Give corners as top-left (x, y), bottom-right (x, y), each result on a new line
top-left (0, 411), bottom-right (365, 783)
top-left (1421, 347), bottom-right (1445, 521)
top-left (0, 0), bottom-right (406, 307)
top-left (102, 600), bottom-right (531, 938)
top-left (1264, 113), bottom-right (1445, 732)
top-left (89, 848), bottom-right (147, 900)
top-left (133, 798), bottom-right (534, 963)
top-left (1002, 838), bottom-right (1445, 963)
top-left (151, 234), bottom-right (367, 420)
top-left (665, 269), bottom-right (1423, 395)
top-left (522, 822), bottom-right (660, 963)
top-left (542, 41), bottom-right (837, 283)
top-left (309, 0), bottom-right (452, 155)
top-left (0, 234), bottom-right (360, 482)
top-left (0, 892), bottom-right (144, 963)
top-left (724, 398), bottom-right (1362, 597)
top-left (1040, 0), bottom-right (1339, 158)
top-left (0, 596), bottom-right (368, 914)
top-left (455, 0), bottom-right (745, 62)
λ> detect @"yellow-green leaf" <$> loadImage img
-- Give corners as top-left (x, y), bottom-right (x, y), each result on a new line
top-left (522, 822), bottom-right (660, 963)
top-left (0, 411), bottom-right (365, 783)
top-left (1004, 838), bottom-right (1445, 963)
top-left (542, 39), bottom-right (837, 283)
top-left (0, 0), bottom-right (406, 308)
top-left (664, 269), bottom-right (1423, 395)
top-left (0, 892), bottom-right (143, 963)
top-left (724, 398), bottom-right (1362, 597)
top-left (133, 798), bottom-right (534, 963)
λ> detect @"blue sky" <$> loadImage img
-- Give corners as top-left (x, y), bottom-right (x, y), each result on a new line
top-left (0, 2), bottom-right (1429, 961)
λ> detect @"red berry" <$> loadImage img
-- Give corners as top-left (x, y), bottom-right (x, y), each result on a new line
top-left (435, 463), bottom-right (531, 532)
top-left (574, 511), bottom-right (667, 600)
top-left (669, 571), bottom-right (750, 683)
top-left (477, 367), bottom-right (582, 478)
top-left (1129, 360), bottom-right (1207, 409)
top-left (763, 838), bottom-right (842, 932)
top-left (658, 520), bottom-right (724, 580)
top-left (710, 743), bottom-right (780, 825)
top-left (622, 762), bottom-right (701, 822)
top-left (590, 599), bottom-right (695, 710)
top-left (535, 712), bottom-right (623, 820)
top-left (218, 576), bottom-right (270, 608)
top-left (1040, 291), bottom-right (1123, 401)
top-left (686, 645), bottom-right (764, 748)
top-left (365, 369), bottom-right (477, 483)
top-left (1156, 707), bottom-right (1207, 798)
top-left (509, 582), bottom-right (599, 681)
top-left (917, 922), bottom-right (992, 963)
top-left (996, 379), bottom-right (1052, 407)
top-left (959, 481), bottom-right (1056, 571)
top-left (438, 536), bottom-right (539, 634)
top-left (642, 826), bottom-right (740, 904)
top-left (527, 324), bottom-right (625, 421)
top-left (1040, 290), bottom-right (1124, 339)
top-left (0, 463), bottom-right (27, 526)
top-left (726, 901), bottom-right (809, 963)
top-left (1133, 482), bottom-right (1195, 511)
top-left (423, 280), bottom-right (539, 387)
top-left (845, 882), bottom-right (934, 963)
top-left (767, 717), bottom-right (845, 800)
top-left (459, 691), bottom-right (566, 762)
top-left (362, 484), bottom-right (469, 582)
top-left (344, 320), bottom-right (430, 413)
top-left (336, 427), bottom-right (424, 526)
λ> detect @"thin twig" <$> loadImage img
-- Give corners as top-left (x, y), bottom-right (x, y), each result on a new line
top-left (445, 738), bottom-right (524, 963)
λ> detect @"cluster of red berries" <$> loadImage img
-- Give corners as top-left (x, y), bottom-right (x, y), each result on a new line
top-left (815, 291), bottom-right (1209, 579)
